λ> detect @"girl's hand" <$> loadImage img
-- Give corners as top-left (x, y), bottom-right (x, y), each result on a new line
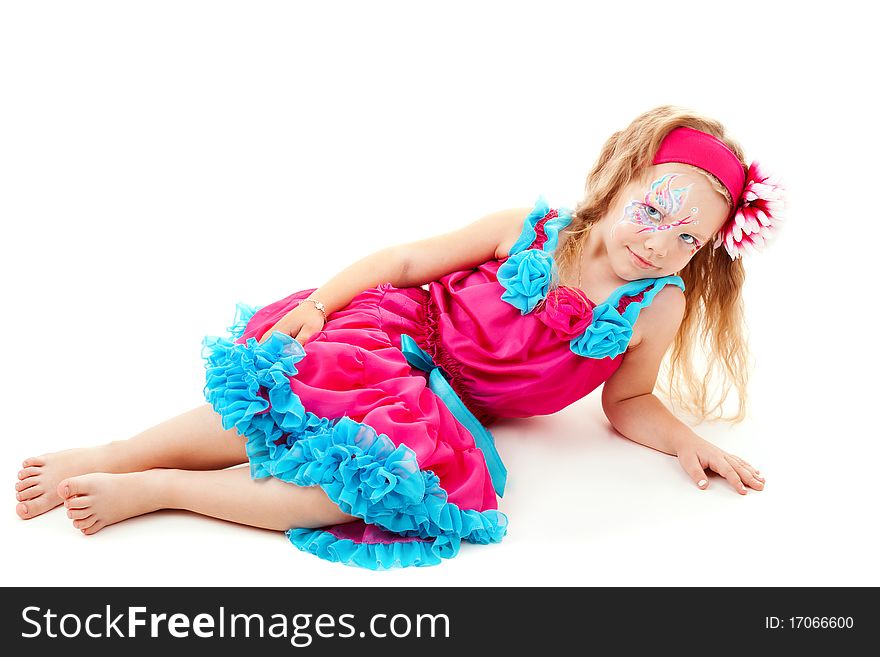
top-left (257, 301), bottom-right (326, 346)
top-left (675, 434), bottom-right (765, 495)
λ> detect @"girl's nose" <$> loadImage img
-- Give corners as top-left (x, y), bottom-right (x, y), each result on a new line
top-left (643, 232), bottom-right (670, 257)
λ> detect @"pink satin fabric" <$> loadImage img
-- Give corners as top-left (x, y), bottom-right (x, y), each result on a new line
top-left (422, 256), bottom-right (624, 423)
top-left (232, 229), bottom-right (631, 546)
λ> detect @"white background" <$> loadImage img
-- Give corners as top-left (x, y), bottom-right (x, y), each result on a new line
top-left (1, 0), bottom-right (877, 587)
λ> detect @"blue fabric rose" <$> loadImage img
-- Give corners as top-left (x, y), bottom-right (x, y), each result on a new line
top-left (497, 249), bottom-right (554, 314)
top-left (570, 302), bottom-right (634, 359)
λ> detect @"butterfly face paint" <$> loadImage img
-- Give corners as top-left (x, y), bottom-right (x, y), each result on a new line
top-left (611, 173), bottom-right (703, 254)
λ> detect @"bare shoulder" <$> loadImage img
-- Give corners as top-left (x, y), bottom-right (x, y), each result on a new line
top-left (652, 283), bottom-right (686, 314)
top-left (632, 284), bottom-right (686, 344)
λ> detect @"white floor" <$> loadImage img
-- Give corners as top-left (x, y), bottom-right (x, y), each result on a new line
top-left (2, 1), bottom-right (877, 587)
top-left (2, 306), bottom-right (876, 587)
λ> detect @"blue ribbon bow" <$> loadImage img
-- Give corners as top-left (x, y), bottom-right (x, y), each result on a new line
top-left (399, 334), bottom-right (507, 497)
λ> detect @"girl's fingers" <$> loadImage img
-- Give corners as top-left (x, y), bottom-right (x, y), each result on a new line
top-left (679, 452), bottom-right (710, 489)
top-left (713, 456), bottom-right (747, 495)
top-left (731, 455), bottom-right (764, 482)
top-left (729, 456), bottom-right (764, 490)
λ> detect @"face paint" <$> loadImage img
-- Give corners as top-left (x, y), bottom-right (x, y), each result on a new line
top-left (646, 173), bottom-right (690, 215)
top-left (611, 173), bottom-right (701, 242)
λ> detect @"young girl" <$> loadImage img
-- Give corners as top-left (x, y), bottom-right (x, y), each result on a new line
top-left (14, 105), bottom-right (784, 569)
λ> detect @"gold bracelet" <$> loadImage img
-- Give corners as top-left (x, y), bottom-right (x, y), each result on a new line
top-left (301, 298), bottom-right (327, 321)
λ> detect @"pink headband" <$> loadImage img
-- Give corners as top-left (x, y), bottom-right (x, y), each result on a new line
top-left (653, 126), bottom-right (745, 203)
top-left (652, 126), bottom-right (786, 260)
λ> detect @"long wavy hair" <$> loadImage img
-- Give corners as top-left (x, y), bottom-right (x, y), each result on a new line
top-left (554, 105), bottom-right (751, 423)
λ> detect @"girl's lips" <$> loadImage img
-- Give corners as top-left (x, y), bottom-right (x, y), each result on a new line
top-left (627, 247), bottom-right (657, 269)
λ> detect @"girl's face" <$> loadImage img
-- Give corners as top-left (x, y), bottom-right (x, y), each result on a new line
top-left (601, 163), bottom-right (730, 279)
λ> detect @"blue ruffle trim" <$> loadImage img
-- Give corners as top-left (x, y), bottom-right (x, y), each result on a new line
top-left (498, 248), bottom-right (555, 315)
top-left (507, 194), bottom-right (573, 256)
top-left (498, 195), bottom-right (574, 315)
top-left (496, 196), bottom-right (687, 359)
top-left (570, 302), bottom-right (634, 359)
top-left (201, 303), bottom-right (508, 570)
top-left (288, 528), bottom-right (446, 569)
top-left (570, 276), bottom-right (686, 359)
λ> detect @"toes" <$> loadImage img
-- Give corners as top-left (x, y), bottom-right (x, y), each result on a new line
top-left (15, 478), bottom-right (40, 492)
top-left (16, 486), bottom-right (43, 502)
top-left (57, 478), bottom-right (71, 499)
top-left (67, 507), bottom-right (92, 520)
top-left (63, 495), bottom-right (92, 510)
top-left (18, 467), bottom-right (42, 480)
top-left (16, 490), bottom-right (63, 518)
top-left (72, 516), bottom-right (98, 530)
top-left (22, 456), bottom-right (46, 468)
top-left (57, 477), bottom-right (87, 500)
top-left (82, 520), bottom-right (105, 535)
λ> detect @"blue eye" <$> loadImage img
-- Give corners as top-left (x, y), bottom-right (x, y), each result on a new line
top-left (644, 205), bottom-right (661, 219)
top-left (680, 233), bottom-right (700, 247)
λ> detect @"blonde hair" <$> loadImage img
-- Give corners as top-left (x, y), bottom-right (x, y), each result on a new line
top-left (554, 105), bottom-right (751, 424)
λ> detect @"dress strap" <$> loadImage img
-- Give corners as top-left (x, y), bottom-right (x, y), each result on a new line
top-left (497, 195), bottom-right (575, 315)
top-left (509, 195), bottom-right (573, 256)
top-left (568, 275), bottom-right (685, 360)
top-left (608, 275), bottom-right (686, 325)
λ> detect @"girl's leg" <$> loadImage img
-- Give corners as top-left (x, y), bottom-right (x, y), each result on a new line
top-left (16, 404), bottom-right (247, 520)
top-left (58, 467), bottom-right (358, 535)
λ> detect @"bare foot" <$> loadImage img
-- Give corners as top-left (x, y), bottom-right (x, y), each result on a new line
top-left (15, 447), bottom-right (113, 520)
top-left (57, 472), bottom-right (168, 535)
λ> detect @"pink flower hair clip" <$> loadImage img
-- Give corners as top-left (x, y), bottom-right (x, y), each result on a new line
top-left (714, 161), bottom-right (787, 260)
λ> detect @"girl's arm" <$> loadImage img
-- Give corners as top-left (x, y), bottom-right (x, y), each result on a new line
top-left (306, 245), bottom-right (410, 317)
top-left (262, 207), bottom-right (531, 345)
top-left (395, 207), bottom-right (533, 288)
top-left (601, 287), bottom-right (693, 455)
top-left (309, 207), bottom-right (530, 316)
top-left (600, 287), bottom-right (764, 494)
top-left (258, 244), bottom-right (412, 345)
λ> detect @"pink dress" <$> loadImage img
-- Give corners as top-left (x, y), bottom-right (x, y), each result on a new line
top-left (201, 196), bottom-right (685, 569)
